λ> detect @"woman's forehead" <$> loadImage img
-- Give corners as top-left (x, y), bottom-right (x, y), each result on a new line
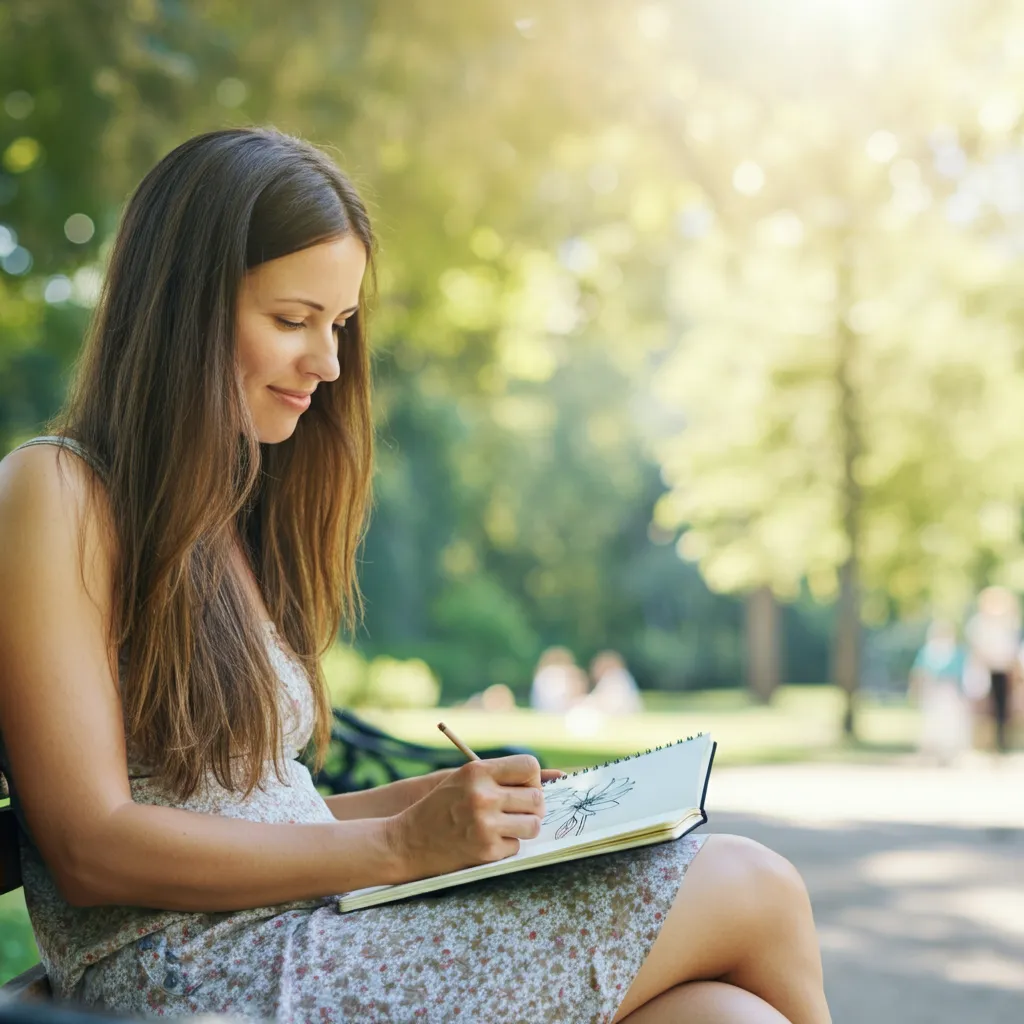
top-left (246, 236), bottom-right (366, 309)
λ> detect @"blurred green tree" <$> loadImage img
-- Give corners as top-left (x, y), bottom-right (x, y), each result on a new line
top-left (0, 0), bottom-right (765, 701)
top-left (642, 1), bottom-right (1024, 731)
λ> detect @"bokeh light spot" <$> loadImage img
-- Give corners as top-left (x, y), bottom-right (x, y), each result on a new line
top-left (3, 137), bottom-right (42, 174)
top-left (2, 246), bottom-right (32, 275)
top-left (0, 224), bottom-right (16, 258)
top-left (216, 78), bottom-right (248, 108)
top-left (732, 160), bottom-right (764, 196)
top-left (44, 275), bottom-right (73, 303)
top-left (866, 130), bottom-right (899, 163)
top-left (64, 213), bottom-right (95, 244)
top-left (3, 91), bottom-right (34, 120)
top-left (72, 266), bottom-right (103, 306)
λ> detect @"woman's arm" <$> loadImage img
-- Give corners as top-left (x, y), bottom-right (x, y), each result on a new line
top-left (0, 448), bottom-right (412, 912)
top-left (324, 771), bottom-right (453, 821)
top-left (69, 801), bottom-right (404, 910)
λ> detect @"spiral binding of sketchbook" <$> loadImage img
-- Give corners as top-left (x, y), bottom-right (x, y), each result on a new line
top-left (541, 732), bottom-right (706, 785)
top-left (337, 731), bottom-right (717, 913)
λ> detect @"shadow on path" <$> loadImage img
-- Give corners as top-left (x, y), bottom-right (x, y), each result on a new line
top-left (710, 813), bottom-right (1023, 1024)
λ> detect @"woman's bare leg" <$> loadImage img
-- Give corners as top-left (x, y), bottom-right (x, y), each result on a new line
top-left (618, 981), bottom-right (792, 1023)
top-left (612, 834), bottom-right (830, 1024)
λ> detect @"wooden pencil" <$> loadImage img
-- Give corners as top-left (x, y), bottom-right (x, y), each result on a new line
top-left (437, 721), bottom-right (481, 761)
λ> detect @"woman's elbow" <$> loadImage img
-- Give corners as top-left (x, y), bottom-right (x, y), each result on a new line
top-left (49, 828), bottom-right (125, 907)
top-left (53, 851), bottom-right (114, 907)
top-left (58, 874), bottom-right (106, 908)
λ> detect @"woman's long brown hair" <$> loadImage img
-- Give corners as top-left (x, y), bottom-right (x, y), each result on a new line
top-left (48, 127), bottom-right (375, 799)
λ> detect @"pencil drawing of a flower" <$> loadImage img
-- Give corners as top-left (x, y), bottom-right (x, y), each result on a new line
top-left (542, 777), bottom-right (636, 839)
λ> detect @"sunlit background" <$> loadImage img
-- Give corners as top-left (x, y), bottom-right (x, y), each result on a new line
top-left (2, 1), bottom-right (1023, 1018)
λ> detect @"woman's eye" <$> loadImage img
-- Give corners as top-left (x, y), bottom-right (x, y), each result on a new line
top-left (276, 317), bottom-right (347, 333)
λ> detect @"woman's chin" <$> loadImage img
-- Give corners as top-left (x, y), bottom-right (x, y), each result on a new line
top-left (255, 415), bottom-right (300, 445)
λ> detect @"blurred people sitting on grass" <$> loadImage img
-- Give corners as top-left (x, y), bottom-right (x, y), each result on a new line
top-left (561, 651), bottom-right (644, 739)
top-left (529, 645), bottom-right (588, 713)
top-left (460, 683), bottom-right (517, 712)
top-left (910, 620), bottom-right (970, 766)
top-left (965, 585), bottom-right (1020, 754)
top-left (588, 650), bottom-right (644, 716)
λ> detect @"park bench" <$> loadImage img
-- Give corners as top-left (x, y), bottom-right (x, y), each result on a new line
top-left (0, 708), bottom-right (538, 1006)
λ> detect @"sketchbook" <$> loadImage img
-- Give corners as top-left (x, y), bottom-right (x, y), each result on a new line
top-left (336, 731), bottom-right (716, 913)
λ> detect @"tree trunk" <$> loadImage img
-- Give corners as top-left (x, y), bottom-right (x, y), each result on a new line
top-left (746, 586), bottom-right (781, 703)
top-left (834, 240), bottom-right (862, 737)
top-left (833, 558), bottom-right (860, 735)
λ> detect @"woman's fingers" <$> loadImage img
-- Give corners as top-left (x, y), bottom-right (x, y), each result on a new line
top-left (498, 811), bottom-right (543, 840)
top-left (485, 753), bottom-right (542, 786)
top-left (500, 783), bottom-right (546, 816)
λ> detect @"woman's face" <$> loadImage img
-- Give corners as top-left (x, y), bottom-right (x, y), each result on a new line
top-left (235, 234), bottom-right (367, 443)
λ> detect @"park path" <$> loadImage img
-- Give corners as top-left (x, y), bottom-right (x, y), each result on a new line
top-left (705, 756), bottom-right (1024, 1024)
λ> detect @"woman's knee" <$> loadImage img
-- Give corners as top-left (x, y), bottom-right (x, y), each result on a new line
top-left (693, 836), bottom-right (830, 1022)
top-left (613, 834), bottom-right (816, 1020)
top-left (694, 834), bottom-right (812, 931)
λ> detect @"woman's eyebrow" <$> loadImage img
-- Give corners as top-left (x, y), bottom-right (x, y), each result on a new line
top-left (275, 297), bottom-right (359, 317)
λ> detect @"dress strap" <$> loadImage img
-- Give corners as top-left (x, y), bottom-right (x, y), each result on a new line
top-left (10, 434), bottom-right (108, 480)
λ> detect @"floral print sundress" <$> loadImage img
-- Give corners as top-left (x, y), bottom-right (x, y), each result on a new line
top-left (6, 436), bottom-right (708, 1024)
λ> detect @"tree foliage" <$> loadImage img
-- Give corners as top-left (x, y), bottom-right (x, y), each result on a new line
top-left (1, 0), bottom-right (758, 700)
top-left (9, 1), bottom-right (1022, 709)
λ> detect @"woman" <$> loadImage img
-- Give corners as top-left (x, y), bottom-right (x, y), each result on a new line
top-left (0, 128), bottom-right (831, 1024)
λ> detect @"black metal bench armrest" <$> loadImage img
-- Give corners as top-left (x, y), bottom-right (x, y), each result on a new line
top-left (310, 708), bottom-right (543, 795)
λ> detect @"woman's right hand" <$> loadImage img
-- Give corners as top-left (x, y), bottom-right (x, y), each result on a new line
top-left (385, 754), bottom-right (546, 881)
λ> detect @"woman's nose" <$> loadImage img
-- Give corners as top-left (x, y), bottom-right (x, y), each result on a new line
top-left (305, 326), bottom-right (341, 382)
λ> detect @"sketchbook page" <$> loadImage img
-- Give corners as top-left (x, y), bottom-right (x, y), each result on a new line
top-left (522, 732), bottom-right (714, 858)
top-left (339, 733), bottom-right (713, 909)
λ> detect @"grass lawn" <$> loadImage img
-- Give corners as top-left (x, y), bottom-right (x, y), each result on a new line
top-left (0, 889), bottom-right (38, 982)
top-left (354, 684), bottom-right (919, 772)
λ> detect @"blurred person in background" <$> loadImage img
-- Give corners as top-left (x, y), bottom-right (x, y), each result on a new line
top-left (480, 682), bottom-right (516, 712)
top-left (965, 585), bottom-right (1020, 754)
top-left (588, 649), bottom-right (645, 716)
top-left (909, 620), bottom-right (970, 765)
top-left (564, 650), bottom-right (643, 739)
top-left (462, 682), bottom-right (517, 712)
top-left (529, 645), bottom-right (588, 713)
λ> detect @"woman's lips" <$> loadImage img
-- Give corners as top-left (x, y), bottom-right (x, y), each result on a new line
top-left (268, 386), bottom-right (312, 412)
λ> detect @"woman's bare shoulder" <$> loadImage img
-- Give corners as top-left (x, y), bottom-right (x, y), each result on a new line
top-left (0, 439), bottom-right (115, 538)
top-left (0, 440), bottom-right (118, 613)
